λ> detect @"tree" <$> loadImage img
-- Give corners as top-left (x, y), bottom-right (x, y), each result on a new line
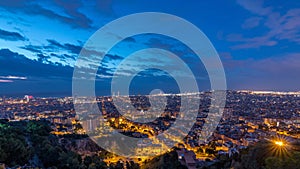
top-left (84, 156), bottom-right (93, 167)
top-left (237, 140), bottom-right (300, 169)
top-left (58, 151), bottom-right (82, 169)
top-left (0, 123), bottom-right (32, 167)
top-left (265, 157), bottom-right (283, 169)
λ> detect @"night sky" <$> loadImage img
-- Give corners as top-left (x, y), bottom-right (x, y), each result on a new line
top-left (0, 0), bottom-right (299, 97)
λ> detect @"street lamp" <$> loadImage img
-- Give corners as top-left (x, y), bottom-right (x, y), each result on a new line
top-left (274, 141), bottom-right (284, 147)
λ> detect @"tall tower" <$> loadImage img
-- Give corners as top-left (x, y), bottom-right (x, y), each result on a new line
top-left (24, 95), bottom-right (30, 102)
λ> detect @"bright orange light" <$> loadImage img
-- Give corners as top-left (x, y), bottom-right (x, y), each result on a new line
top-left (269, 137), bottom-right (290, 158)
top-left (275, 141), bottom-right (284, 147)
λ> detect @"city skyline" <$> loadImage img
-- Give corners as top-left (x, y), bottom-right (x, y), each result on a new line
top-left (1, 90), bottom-right (299, 168)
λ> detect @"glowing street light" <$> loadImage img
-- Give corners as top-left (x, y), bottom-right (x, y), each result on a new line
top-left (269, 138), bottom-right (290, 158)
top-left (274, 141), bottom-right (284, 147)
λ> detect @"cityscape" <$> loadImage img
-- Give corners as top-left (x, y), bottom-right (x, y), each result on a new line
top-left (0, 0), bottom-right (300, 169)
top-left (0, 90), bottom-right (300, 168)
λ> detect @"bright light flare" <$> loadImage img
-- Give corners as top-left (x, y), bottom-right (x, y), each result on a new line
top-left (275, 141), bottom-right (284, 147)
top-left (268, 137), bottom-right (291, 158)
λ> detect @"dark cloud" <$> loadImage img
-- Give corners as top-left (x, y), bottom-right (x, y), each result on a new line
top-left (0, 0), bottom-right (93, 29)
top-left (50, 53), bottom-right (64, 59)
top-left (30, 4), bottom-right (92, 29)
top-left (0, 48), bottom-right (74, 96)
top-left (63, 54), bottom-right (75, 60)
top-left (0, 48), bottom-right (73, 78)
top-left (20, 41), bottom-right (75, 64)
top-left (20, 45), bottom-right (42, 53)
top-left (37, 53), bottom-right (51, 63)
top-left (0, 28), bottom-right (26, 41)
top-left (0, 48), bottom-right (113, 79)
top-left (53, 0), bottom-right (93, 28)
top-left (20, 39), bottom-right (115, 65)
top-left (50, 53), bottom-right (75, 61)
top-left (105, 54), bottom-right (123, 60)
top-left (46, 39), bottom-right (81, 54)
top-left (21, 40), bottom-right (81, 62)
top-left (47, 39), bottom-right (64, 48)
top-left (47, 40), bottom-right (110, 59)
top-left (64, 43), bottom-right (82, 54)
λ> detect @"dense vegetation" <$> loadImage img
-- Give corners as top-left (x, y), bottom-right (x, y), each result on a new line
top-left (200, 140), bottom-right (300, 169)
top-left (234, 140), bottom-right (300, 169)
top-left (141, 150), bottom-right (187, 169)
top-left (0, 120), bottom-right (32, 167)
top-left (0, 120), bottom-right (108, 168)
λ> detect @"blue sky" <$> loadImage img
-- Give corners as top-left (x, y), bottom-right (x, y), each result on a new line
top-left (0, 0), bottom-right (299, 97)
